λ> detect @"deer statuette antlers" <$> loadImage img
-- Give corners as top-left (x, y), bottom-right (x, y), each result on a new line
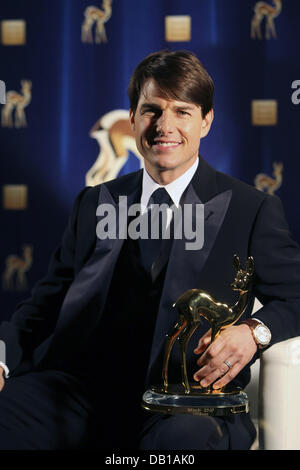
top-left (162, 255), bottom-right (254, 393)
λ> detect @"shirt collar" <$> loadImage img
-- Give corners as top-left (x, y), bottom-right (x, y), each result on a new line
top-left (140, 157), bottom-right (199, 212)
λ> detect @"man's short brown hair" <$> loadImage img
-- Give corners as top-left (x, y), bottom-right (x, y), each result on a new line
top-left (128, 50), bottom-right (214, 117)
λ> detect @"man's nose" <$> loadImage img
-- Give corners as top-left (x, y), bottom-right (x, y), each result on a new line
top-left (156, 111), bottom-right (174, 134)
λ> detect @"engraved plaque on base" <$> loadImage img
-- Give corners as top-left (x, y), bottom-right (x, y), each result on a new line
top-left (142, 384), bottom-right (249, 417)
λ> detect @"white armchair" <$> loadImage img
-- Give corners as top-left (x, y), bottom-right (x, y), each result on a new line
top-left (246, 299), bottom-right (300, 450)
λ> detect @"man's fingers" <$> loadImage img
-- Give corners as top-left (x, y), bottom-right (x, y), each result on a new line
top-left (193, 336), bottom-right (210, 354)
top-left (193, 325), bottom-right (257, 388)
top-left (193, 353), bottom-right (234, 384)
top-left (196, 335), bottom-right (227, 366)
top-left (193, 329), bottom-right (211, 354)
top-left (193, 356), bottom-right (240, 388)
top-left (0, 377), bottom-right (5, 392)
top-left (212, 360), bottom-right (241, 390)
top-left (0, 368), bottom-right (5, 392)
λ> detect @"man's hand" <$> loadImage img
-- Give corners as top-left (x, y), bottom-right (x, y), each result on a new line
top-left (0, 367), bottom-right (5, 391)
top-left (193, 324), bottom-right (257, 390)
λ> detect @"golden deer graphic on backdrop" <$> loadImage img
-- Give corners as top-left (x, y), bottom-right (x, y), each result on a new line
top-left (1, 80), bottom-right (32, 128)
top-left (251, 0), bottom-right (282, 39)
top-left (162, 255), bottom-right (254, 393)
top-left (85, 109), bottom-right (143, 186)
top-left (81, 0), bottom-right (112, 44)
top-left (254, 161), bottom-right (283, 194)
top-left (2, 245), bottom-right (33, 291)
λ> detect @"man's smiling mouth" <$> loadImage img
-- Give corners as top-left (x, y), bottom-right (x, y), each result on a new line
top-left (152, 139), bottom-right (182, 148)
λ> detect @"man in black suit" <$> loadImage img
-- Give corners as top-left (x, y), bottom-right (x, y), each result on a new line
top-left (0, 50), bottom-right (300, 450)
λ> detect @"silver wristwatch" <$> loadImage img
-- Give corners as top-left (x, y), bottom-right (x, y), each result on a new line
top-left (241, 318), bottom-right (272, 349)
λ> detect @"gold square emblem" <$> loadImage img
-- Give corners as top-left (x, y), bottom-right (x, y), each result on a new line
top-left (2, 185), bottom-right (28, 210)
top-left (251, 100), bottom-right (278, 126)
top-left (165, 16), bottom-right (191, 42)
top-left (1, 20), bottom-right (26, 45)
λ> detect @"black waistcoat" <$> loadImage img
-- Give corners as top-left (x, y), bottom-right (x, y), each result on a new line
top-left (71, 237), bottom-right (170, 446)
top-left (73, 235), bottom-right (168, 398)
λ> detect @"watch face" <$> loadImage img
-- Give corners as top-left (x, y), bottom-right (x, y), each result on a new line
top-left (255, 325), bottom-right (271, 345)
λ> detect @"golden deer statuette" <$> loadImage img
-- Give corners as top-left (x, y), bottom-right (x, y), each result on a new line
top-left (162, 255), bottom-right (254, 394)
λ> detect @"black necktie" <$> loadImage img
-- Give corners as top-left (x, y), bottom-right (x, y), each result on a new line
top-left (139, 188), bottom-right (173, 275)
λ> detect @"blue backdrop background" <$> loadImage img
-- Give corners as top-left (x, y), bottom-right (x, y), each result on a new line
top-left (0, 0), bottom-right (299, 320)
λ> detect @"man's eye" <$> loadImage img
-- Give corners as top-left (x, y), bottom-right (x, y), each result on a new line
top-left (142, 109), bottom-right (156, 116)
top-left (178, 110), bottom-right (189, 116)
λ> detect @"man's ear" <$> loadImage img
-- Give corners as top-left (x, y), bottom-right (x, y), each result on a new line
top-left (129, 108), bottom-right (135, 132)
top-left (200, 108), bottom-right (214, 138)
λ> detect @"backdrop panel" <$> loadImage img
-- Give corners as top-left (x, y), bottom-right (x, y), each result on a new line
top-left (0, 0), bottom-right (299, 319)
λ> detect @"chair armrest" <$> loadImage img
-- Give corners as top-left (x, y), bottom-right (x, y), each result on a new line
top-left (259, 337), bottom-right (300, 450)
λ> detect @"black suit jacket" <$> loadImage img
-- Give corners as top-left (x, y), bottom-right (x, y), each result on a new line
top-left (1, 156), bottom-right (300, 384)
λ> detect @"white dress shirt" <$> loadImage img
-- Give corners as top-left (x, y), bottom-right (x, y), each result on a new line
top-left (140, 157), bottom-right (199, 211)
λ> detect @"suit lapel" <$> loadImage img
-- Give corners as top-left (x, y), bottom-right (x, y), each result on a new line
top-left (146, 157), bottom-right (233, 383)
top-left (58, 179), bottom-right (142, 328)
top-left (34, 171), bottom-right (143, 366)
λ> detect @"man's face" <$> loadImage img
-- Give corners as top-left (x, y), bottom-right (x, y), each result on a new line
top-left (130, 79), bottom-right (213, 182)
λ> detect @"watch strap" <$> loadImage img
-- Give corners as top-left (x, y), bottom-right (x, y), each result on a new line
top-left (242, 318), bottom-right (262, 331)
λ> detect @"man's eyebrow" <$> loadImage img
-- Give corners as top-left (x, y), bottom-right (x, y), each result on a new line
top-left (173, 104), bottom-right (197, 111)
top-left (139, 103), bottom-right (197, 111)
top-left (140, 103), bottom-right (161, 111)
